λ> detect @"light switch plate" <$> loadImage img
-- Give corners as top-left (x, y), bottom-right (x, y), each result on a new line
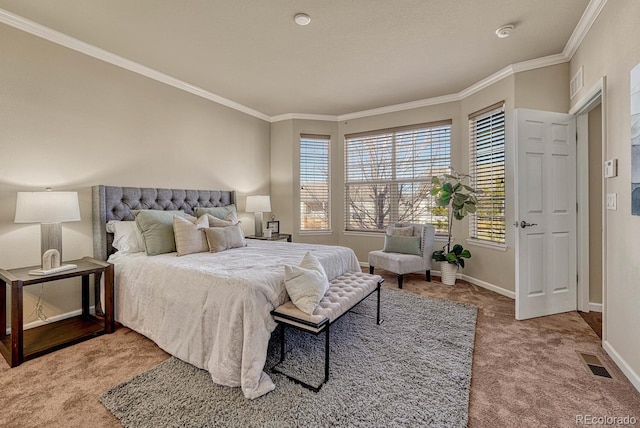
top-left (606, 193), bottom-right (617, 210)
top-left (604, 159), bottom-right (618, 178)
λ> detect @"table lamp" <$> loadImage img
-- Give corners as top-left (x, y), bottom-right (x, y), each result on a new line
top-left (245, 195), bottom-right (271, 237)
top-left (14, 189), bottom-right (81, 274)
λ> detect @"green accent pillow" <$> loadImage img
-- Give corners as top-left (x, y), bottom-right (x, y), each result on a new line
top-left (195, 204), bottom-right (237, 220)
top-left (382, 234), bottom-right (422, 256)
top-left (132, 210), bottom-right (187, 256)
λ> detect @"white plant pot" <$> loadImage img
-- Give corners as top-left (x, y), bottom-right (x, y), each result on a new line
top-left (440, 261), bottom-right (458, 286)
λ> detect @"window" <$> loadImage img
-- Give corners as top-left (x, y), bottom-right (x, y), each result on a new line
top-left (469, 102), bottom-right (506, 244)
top-left (345, 121), bottom-right (451, 232)
top-left (300, 134), bottom-right (331, 231)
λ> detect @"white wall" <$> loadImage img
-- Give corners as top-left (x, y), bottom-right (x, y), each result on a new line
top-left (569, 0), bottom-right (640, 390)
top-left (0, 24), bottom-right (271, 323)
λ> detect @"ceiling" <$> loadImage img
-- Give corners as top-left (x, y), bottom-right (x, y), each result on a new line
top-left (0, 0), bottom-right (592, 118)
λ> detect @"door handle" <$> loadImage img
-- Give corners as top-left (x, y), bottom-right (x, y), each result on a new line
top-left (520, 220), bottom-right (538, 228)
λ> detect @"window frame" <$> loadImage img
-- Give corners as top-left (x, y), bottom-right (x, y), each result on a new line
top-left (299, 133), bottom-right (331, 233)
top-left (468, 102), bottom-right (506, 247)
top-left (344, 120), bottom-right (452, 234)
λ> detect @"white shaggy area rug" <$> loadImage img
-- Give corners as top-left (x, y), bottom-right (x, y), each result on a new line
top-left (100, 288), bottom-right (477, 427)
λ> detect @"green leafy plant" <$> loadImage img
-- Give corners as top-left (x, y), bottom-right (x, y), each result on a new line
top-left (430, 170), bottom-right (478, 267)
top-left (432, 243), bottom-right (471, 268)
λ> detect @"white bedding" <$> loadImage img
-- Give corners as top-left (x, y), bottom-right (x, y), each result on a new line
top-left (108, 239), bottom-right (360, 399)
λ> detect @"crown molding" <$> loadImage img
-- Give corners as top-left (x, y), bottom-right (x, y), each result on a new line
top-left (563, 0), bottom-right (608, 59)
top-left (0, 8), bottom-right (271, 122)
top-left (338, 94), bottom-right (461, 122)
top-left (270, 113), bottom-right (339, 123)
top-left (1, 0), bottom-right (606, 124)
top-left (339, 53), bottom-right (569, 122)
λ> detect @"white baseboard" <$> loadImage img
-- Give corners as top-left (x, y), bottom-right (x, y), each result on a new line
top-left (460, 273), bottom-right (515, 299)
top-left (603, 340), bottom-right (640, 393)
top-left (361, 261), bottom-right (515, 300)
top-left (5, 306), bottom-right (95, 335)
top-left (588, 302), bottom-right (603, 312)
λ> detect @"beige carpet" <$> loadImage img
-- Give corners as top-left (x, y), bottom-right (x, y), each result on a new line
top-left (1, 272), bottom-right (639, 428)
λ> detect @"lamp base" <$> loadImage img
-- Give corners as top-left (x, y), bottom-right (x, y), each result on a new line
top-left (28, 264), bottom-right (77, 276)
top-left (41, 222), bottom-right (63, 262)
top-left (254, 212), bottom-right (264, 237)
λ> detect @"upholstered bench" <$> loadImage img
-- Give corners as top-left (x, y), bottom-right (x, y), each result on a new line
top-left (271, 271), bottom-right (383, 392)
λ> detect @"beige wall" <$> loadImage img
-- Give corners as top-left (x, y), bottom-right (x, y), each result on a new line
top-left (0, 24), bottom-right (271, 324)
top-left (270, 120), bottom-right (294, 235)
top-left (570, 0), bottom-right (640, 387)
top-left (514, 64), bottom-right (570, 112)
top-left (270, 119), bottom-right (339, 244)
top-left (459, 76), bottom-right (516, 291)
top-left (273, 65), bottom-right (569, 294)
top-left (588, 104), bottom-right (603, 305)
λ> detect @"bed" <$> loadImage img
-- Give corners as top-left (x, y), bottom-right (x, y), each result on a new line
top-left (91, 185), bottom-right (360, 399)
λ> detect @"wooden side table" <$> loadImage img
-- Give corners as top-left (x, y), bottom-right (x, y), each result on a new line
top-left (0, 257), bottom-right (114, 367)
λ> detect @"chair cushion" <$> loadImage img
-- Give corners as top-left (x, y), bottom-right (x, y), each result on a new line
top-left (368, 250), bottom-right (426, 275)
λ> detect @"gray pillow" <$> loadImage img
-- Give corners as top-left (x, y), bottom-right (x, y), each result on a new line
top-left (205, 213), bottom-right (236, 227)
top-left (204, 225), bottom-right (246, 253)
top-left (386, 225), bottom-right (413, 236)
top-left (133, 210), bottom-right (186, 255)
top-left (382, 234), bottom-right (422, 256)
top-left (195, 205), bottom-right (237, 220)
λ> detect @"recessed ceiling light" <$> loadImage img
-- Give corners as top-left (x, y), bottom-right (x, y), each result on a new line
top-left (495, 24), bottom-right (514, 38)
top-left (294, 13), bottom-right (311, 26)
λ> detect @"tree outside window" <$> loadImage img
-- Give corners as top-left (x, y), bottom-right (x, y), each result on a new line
top-left (345, 122), bottom-right (451, 233)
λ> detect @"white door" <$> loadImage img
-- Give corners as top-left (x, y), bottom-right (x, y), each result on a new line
top-left (515, 109), bottom-right (577, 320)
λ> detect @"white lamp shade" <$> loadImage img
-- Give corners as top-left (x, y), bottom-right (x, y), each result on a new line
top-left (15, 191), bottom-right (81, 223)
top-left (245, 195), bottom-right (271, 213)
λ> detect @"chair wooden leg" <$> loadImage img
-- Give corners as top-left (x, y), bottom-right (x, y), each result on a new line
top-left (397, 274), bottom-right (403, 289)
top-left (426, 270), bottom-right (431, 282)
top-left (369, 266), bottom-right (374, 274)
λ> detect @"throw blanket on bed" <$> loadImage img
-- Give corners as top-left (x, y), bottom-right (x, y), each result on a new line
top-left (109, 240), bottom-right (360, 399)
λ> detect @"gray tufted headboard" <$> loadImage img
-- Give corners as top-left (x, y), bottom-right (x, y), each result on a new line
top-left (92, 185), bottom-right (236, 260)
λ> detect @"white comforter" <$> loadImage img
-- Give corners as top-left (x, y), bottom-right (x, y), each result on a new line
top-left (108, 240), bottom-right (360, 399)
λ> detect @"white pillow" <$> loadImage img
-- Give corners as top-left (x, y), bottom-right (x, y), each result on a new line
top-left (283, 252), bottom-right (330, 315)
top-left (110, 221), bottom-right (145, 253)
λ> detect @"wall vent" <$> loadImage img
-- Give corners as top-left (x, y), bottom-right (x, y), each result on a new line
top-left (570, 66), bottom-right (584, 99)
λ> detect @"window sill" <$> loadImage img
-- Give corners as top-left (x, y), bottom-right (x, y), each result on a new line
top-left (300, 230), bottom-right (333, 236)
top-left (466, 239), bottom-right (507, 251)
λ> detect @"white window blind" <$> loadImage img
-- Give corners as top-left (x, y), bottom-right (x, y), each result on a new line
top-left (300, 134), bottom-right (331, 231)
top-left (469, 102), bottom-right (506, 244)
top-left (345, 121), bottom-right (451, 232)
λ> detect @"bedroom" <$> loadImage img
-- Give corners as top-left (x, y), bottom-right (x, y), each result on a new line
top-left (1, 0), bottom-right (639, 426)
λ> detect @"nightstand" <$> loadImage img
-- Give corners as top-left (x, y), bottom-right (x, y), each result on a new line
top-left (246, 233), bottom-right (292, 242)
top-left (0, 257), bottom-right (114, 367)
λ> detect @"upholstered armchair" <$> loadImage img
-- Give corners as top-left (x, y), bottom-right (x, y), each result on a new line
top-left (368, 224), bottom-right (436, 289)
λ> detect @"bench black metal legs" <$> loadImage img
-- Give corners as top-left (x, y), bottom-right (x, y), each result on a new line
top-left (271, 279), bottom-right (383, 392)
top-left (272, 321), bottom-right (330, 393)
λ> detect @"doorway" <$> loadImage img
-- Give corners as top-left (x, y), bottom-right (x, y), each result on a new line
top-left (573, 78), bottom-right (606, 341)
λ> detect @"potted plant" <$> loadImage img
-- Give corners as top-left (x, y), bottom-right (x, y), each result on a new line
top-left (430, 170), bottom-right (478, 285)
